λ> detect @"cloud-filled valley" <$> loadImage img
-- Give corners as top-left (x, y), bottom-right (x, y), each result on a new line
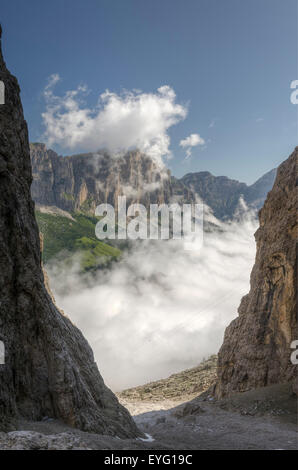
top-left (47, 204), bottom-right (258, 391)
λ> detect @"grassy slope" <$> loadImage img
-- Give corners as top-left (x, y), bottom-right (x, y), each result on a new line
top-left (36, 211), bottom-right (121, 271)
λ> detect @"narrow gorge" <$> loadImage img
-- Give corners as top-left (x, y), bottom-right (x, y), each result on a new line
top-left (0, 22), bottom-right (296, 451)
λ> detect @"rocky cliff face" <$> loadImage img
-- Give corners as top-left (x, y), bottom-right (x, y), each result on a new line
top-left (0, 27), bottom-right (139, 437)
top-left (31, 143), bottom-right (276, 220)
top-left (31, 143), bottom-right (194, 214)
top-left (216, 148), bottom-right (297, 397)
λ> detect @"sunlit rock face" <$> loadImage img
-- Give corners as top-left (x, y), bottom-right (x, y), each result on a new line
top-left (31, 142), bottom-right (276, 221)
top-left (216, 148), bottom-right (298, 397)
top-left (30, 143), bottom-right (195, 214)
top-left (0, 27), bottom-right (140, 438)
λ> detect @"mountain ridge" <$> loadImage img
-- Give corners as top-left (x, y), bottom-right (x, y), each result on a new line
top-left (180, 168), bottom-right (277, 219)
top-left (30, 142), bottom-right (194, 215)
top-left (30, 142), bottom-right (277, 220)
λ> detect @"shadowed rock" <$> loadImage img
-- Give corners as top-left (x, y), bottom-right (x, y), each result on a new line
top-left (0, 25), bottom-right (140, 437)
top-left (216, 148), bottom-right (297, 397)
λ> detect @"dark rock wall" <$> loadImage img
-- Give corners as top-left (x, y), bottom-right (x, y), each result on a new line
top-left (0, 27), bottom-right (139, 437)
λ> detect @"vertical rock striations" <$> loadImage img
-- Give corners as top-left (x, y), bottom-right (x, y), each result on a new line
top-left (0, 27), bottom-right (139, 437)
top-left (30, 143), bottom-right (276, 221)
top-left (216, 148), bottom-right (297, 397)
top-left (30, 143), bottom-right (195, 215)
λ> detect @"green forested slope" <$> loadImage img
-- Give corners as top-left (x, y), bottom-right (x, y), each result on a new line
top-left (36, 211), bottom-right (121, 271)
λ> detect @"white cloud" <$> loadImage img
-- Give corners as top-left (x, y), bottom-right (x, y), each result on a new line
top-left (44, 73), bottom-right (60, 92)
top-left (180, 133), bottom-right (205, 148)
top-left (179, 133), bottom-right (205, 160)
top-left (47, 201), bottom-right (258, 391)
top-left (42, 76), bottom-right (188, 167)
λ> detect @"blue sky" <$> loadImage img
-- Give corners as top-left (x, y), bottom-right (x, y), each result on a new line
top-left (1, 0), bottom-right (297, 183)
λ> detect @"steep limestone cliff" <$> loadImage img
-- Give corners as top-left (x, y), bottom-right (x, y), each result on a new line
top-left (31, 143), bottom-right (276, 220)
top-left (30, 143), bottom-right (194, 215)
top-left (216, 148), bottom-right (297, 397)
top-left (0, 27), bottom-right (139, 437)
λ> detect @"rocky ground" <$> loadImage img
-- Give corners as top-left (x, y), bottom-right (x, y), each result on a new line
top-left (117, 355), bottom-right (217, 406)
top-left (0, 358), bottom-right (296, 450)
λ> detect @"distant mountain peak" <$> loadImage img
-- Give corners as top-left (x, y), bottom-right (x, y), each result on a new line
top-left (180, 168), bottom-right (277, 219)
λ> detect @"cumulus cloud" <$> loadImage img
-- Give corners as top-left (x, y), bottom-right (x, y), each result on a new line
top-left (42, 76), bottom-right (187, 166)
top-left (180, 133), bottom-right (205, 148)
top-left (47, 202), bottom-right (258, 391)
top-left (179, 133), bottom-right (205, 160)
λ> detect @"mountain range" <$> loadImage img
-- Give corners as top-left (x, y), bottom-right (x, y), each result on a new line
top-left (30, 143), bottom-right (277, 270)
top-left (0, 25), bottom-right (296, 449)
top-left (180, 168), bottom-right (277, 219)
top-left (30, 142), bottom-right (277, 220)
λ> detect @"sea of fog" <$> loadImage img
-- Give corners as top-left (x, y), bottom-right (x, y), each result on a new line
top-left (48, 205), bottom-right (258, 391)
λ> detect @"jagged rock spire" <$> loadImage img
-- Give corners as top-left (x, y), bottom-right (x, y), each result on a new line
top-left (0, 27), bottom-right (140, 437)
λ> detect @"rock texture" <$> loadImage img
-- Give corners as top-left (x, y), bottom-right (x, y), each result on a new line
top-left (0, 27), bottom-right (139, 437)
top-left (31, 143), bottom-right (276, 220)
top-left (118, 356), bottom-right (217, 404)
top-left (216, 148), bottom-right (297, 397)
top-left (30, 143), bottom-right (194, 215)
top-left (0, 431), bottom-right (91, 450)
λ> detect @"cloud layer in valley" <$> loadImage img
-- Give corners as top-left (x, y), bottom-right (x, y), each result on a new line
top-left (47, 203), bottom-right (258, 391)
top-left (42, 76), bottom-right (188, 166)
